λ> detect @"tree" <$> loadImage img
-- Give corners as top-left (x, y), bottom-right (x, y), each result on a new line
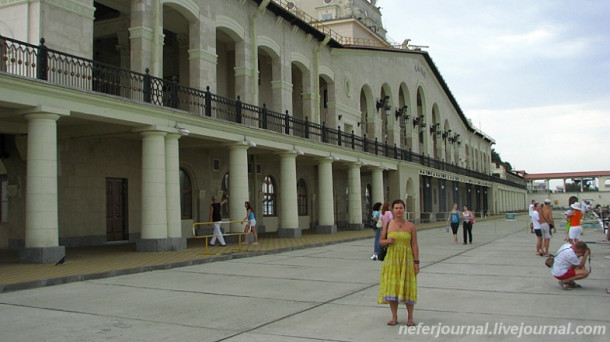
top-left (491, 148), bottom-right (512, 171)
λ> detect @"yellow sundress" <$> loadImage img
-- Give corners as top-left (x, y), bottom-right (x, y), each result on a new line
top-left (377, 231), bottom-right (417, 304)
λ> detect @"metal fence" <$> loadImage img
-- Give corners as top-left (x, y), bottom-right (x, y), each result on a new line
top-left (0, 35), bottom-right (526, 190)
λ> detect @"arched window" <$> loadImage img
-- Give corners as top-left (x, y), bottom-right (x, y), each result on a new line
top-left (297, 179), bottom-right (307, 216)
top-left (262, 175), bottom-right (276, 216)
top-left (179, 168), bottom-right (192, 219)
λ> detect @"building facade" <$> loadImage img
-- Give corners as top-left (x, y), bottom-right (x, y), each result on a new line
top-left (0, 0), bottom-right (526, 263)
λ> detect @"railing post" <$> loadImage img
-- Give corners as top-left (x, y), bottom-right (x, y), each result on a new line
top-left (305, 116), bottom-right (309, 139)
top-left (37, 38), bottom-right (48, 80)
top-left (284, 110), bottom-right (290, 135)
top-left (363, 134), bottom-right (368, 152)
top-left (351, 130), bottom-right (355, 149)
top-left (337, 126), bottom-right (342, 146)
top-left (394, 143), bottom-right (398, 159)
top-left (204, 86), bottom-right (212, 116)
top-left (261, 104), bottom-right (268, 129)
top-left (321, 122), bottom-right (327, 142)
top-left (236, 96), bottom-right (242, 124)
top-left (384, 140), bottom-right (388, 157)
top-left (170, 76), bottom-right (178, 108)
top-left (375, 138), bottom-right (379, 155)
top-left (143, 68), bottom-right (152, 103)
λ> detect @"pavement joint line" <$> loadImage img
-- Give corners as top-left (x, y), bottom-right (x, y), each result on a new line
top-left (215, 277), bottom-right (381, 342)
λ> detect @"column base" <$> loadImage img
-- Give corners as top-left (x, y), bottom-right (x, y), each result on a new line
top-left (136, 238), bottom-right (185, 252)
top-left (315, 225), bottom-right (337, 234)
top-left (19, 246), bottom-right (65, 264)
top-left (277, 228), bottom-right (302, 238)
top-left (168, 237), bottom-right (187, 251)
top-left (346, 223), bottom-right (364, 231)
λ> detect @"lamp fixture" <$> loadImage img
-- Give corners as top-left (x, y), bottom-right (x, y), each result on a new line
top-left (174, 123), bottom-right (190, 135)
top-left (376, 95), bottom-right (391, 115)
top-left (442, 129), bottom-right (451, 140)
top-left (338, 114), bottom-right (342, 120)
top-left (448, 133), bottom-right (460, 145)
top-left (357, 121), bottom-right (361, 127)
top-left (429, 123), bottom-right (439, 135)
top-left (244, 136), bottom-right (256, 147)
top-left (412, 116), bottom-right (420, 128)
top-left (395, 104), bottom-right (408, 121)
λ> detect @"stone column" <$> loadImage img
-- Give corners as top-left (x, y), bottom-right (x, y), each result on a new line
top-left (129, 0), bottom-right (155, 74)
top-left (137, 131), bottom-right (169, 252)
top-left (278, 151), bottom-right (300, 238)
top-left (234, 40), bottom-right (253, 103)
top-left (19, 108), bottom-right (68, 264)
top-left (165, 133), bottom-right (186, 250)
top-left (229, 143), bottom-right (250, 233)
top-left (348, 162), bottom-right (363, 230)
top-left (316, 157), bottom-right (336, 234)
top-left (372, 167), bottom-right (384, 204)
top-left (188, 19), bottom-right (217, 91)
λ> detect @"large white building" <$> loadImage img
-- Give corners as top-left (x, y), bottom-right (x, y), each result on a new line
top-left (0, 0), bottom-right (526, 263)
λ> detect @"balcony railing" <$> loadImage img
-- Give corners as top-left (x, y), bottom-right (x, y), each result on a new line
top-left (0, 35), bottom-right (526, 190)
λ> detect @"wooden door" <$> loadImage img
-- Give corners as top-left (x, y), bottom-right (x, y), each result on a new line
top-left (106, 178), bottom-right (128, 241)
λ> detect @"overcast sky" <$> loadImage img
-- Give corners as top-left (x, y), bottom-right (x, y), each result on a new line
top-left (381, 0), bottom-right (610, 174)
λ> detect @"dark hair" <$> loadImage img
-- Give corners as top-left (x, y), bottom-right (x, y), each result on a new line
top-left (372, 202), bottom-right (382, 211)
top-left (574, 241), bottom-right (588, 251)
top-left (391, 199), bottom-right (405, 209)
top-left (569, 196), bottom-right (578, 205)
top-left (381, 202), bottom-right (391, 214)
top-left (245, 201), bottom-right (253, 211)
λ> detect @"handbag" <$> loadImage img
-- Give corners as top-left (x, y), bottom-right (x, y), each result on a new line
top-left (376, 218), bottom-right (383, 228)
top-left (378, 245), bottom-right (387, 261)
top-left (545, 246), bottom-right (569, 268)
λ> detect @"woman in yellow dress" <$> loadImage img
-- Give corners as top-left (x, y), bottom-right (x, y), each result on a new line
top-left (377, 199), bottom-right (419, 326)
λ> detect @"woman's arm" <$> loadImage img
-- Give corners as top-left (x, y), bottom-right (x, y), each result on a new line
top-left (379, 220), bottom-right (394, 246)
top-left (411, 224), bottom-right (420, 274)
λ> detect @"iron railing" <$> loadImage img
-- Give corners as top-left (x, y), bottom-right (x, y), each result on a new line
top-left (0, 35), bottom-right (526, 190)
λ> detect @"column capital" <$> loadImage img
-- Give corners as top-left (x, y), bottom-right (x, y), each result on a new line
top-left (317, 156), bottom-right (334, 164)
top-left (19, 106), bottom-right (70, 119)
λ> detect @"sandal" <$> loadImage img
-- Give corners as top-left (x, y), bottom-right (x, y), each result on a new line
top-left (387, 320), bottom-right (397, 326)
top-left (558, 281), bottom-right (572, 290)
top-left (406, 321), bottom-right (416, 326)
top-left (570, 282), bottom-right (582, 289)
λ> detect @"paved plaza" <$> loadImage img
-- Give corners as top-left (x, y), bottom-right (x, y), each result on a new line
top-left (0, 215), bottom-right (608, 341)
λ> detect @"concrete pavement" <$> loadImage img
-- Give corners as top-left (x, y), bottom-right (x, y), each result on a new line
top-left (0, 216), bottom-right (608, 341)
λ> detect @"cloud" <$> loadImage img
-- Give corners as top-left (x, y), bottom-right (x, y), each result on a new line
top-left (470, 101), bottom-right (610, 172)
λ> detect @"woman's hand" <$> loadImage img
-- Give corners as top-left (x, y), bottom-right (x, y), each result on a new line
top-left (414, 264), bottom-right (419, 275)
top-left (386, 237), bottom-right (395, 245)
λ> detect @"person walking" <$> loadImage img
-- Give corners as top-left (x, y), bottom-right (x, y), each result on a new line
top-left (528, 199), bottom-right (536, 233)
top-left (539, 199), bottom-right (555, 256)
top-left (531, 203), bottom-right (543, 255)
top-left (242, 201), bottom-right (258, 245)
top-left (461, 205), bottom-right (475, 244)
top-left (378, 199), bottom-right (419, 326)
top-left (446, 203), bottom-right (460, 244)
top-left (371, 202), bottom-right (382, 260)
top-left (209, 195), bottom-right (227, 246)
top-left (380, 201), bottom-right (393, 232)
top-left (566, 202), bottom-right (583, 244)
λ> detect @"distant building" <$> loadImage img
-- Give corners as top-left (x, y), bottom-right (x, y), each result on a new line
top-left (0, 0), bottom-right (526, 263)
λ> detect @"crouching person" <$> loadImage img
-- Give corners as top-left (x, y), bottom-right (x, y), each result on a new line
top-left (551, 241), bottom-right (590, 290)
